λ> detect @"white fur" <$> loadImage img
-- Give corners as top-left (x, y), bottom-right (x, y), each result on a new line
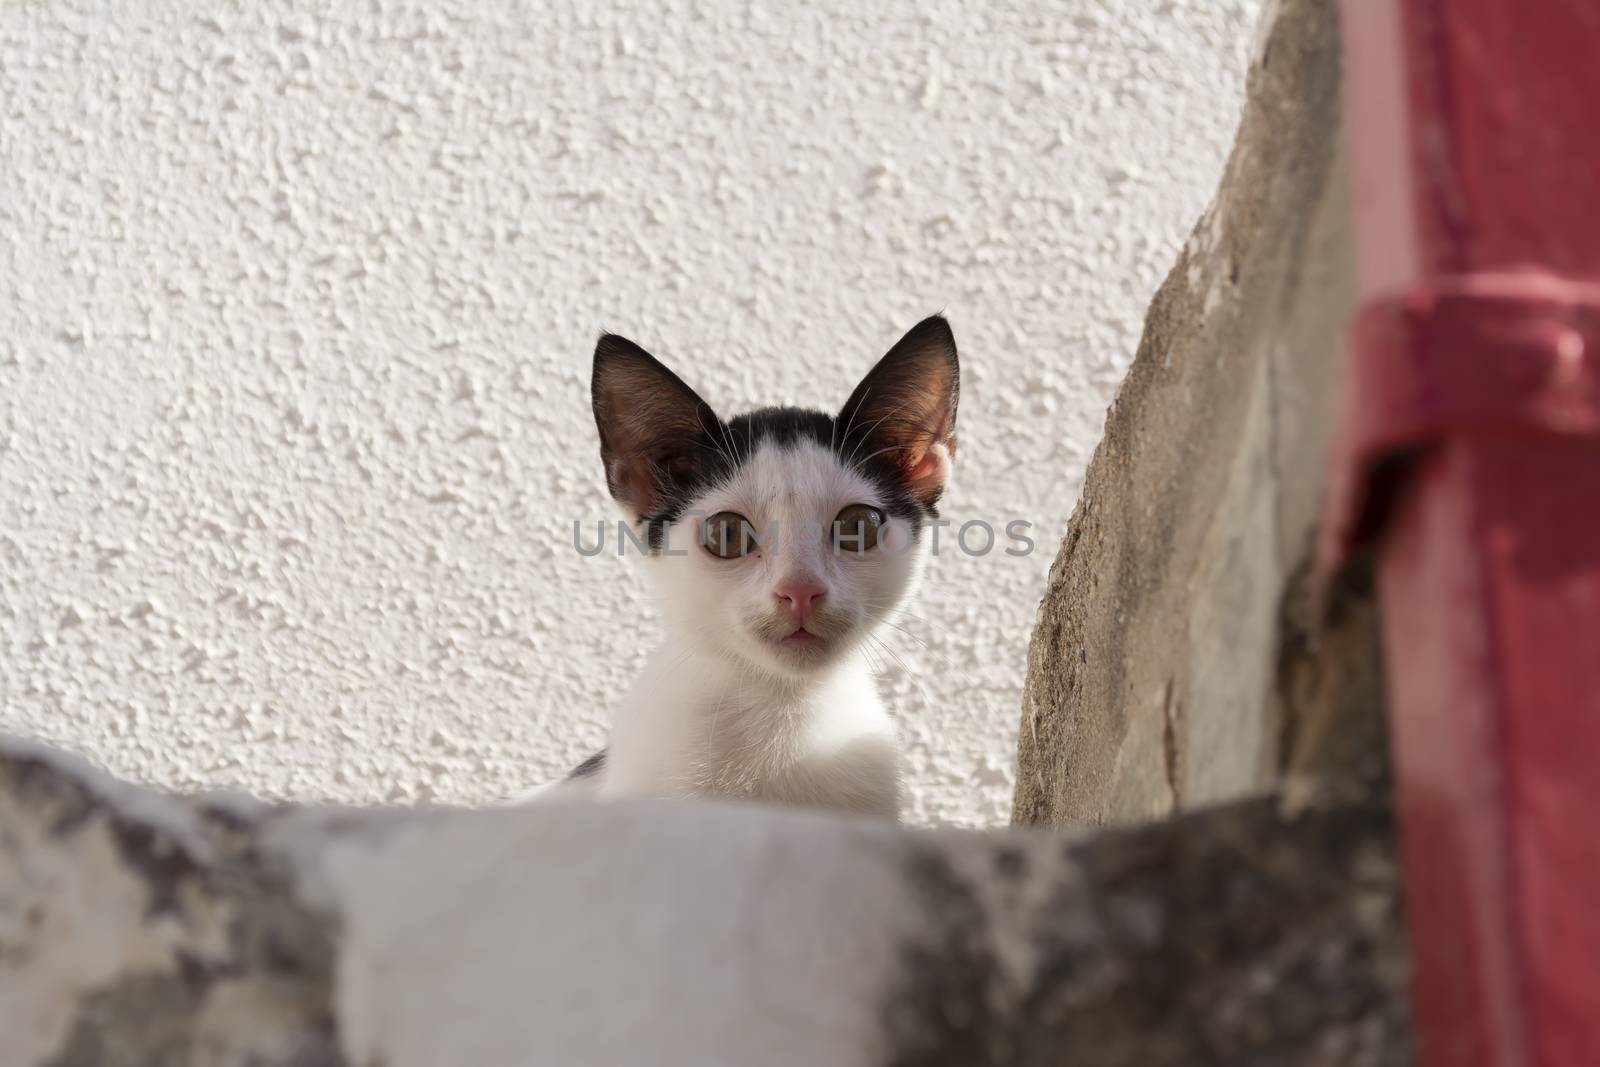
top-left (545, 439), bottom-right (925, 820)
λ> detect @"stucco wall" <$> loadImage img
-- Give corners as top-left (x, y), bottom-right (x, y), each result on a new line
top-left (0, 0), bottom-right (1260, 826)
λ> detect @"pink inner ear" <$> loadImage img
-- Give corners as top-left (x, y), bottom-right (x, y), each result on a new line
top-left (616, 460), bottom-right (658, 517)
top-left (904, 444), bottom-right (950, 502)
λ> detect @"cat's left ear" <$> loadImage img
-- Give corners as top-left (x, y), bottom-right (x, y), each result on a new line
top-left (837, 315), bottom-right (959, 507)
top-left (591, 333), bottom-right (721, 519)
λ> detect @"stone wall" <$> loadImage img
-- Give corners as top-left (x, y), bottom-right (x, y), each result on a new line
top-left (1, 738), bottom-right (1406, 1066)
top-left (1013, 0), bottom-right (1373, 828)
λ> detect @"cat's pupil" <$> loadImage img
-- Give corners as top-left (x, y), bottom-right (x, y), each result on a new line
top-left (833, 504), bottom-right (885, 553)
top-left (703, 511), bottom-right (757, 559)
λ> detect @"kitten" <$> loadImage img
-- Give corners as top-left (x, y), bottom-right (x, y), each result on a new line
top-left (547, 316), bottom-right (959, 820)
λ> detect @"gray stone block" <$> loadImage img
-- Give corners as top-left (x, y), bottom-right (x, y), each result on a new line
top-left (1, 737), bottom-right (1407, 1066)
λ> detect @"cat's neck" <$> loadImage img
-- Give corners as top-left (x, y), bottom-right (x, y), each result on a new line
top-left (648, 631), bottom-right (874, 710)
top-left (601, 624), bottom-right (897, 816)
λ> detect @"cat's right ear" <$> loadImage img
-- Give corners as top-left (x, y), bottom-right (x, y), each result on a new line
top-left (591, 334), bottom-right (721, 519)
top-left (836, 316), bottom-right (959, 508)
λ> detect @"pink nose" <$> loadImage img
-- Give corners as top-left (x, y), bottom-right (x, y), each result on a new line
top-left (774, 578), bottom-right (826, 623)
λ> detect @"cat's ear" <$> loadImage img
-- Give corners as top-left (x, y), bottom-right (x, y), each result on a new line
top-left (591, 334), bottom-right (721, 518)
top-left (837, 316), bottom-right (959, 506)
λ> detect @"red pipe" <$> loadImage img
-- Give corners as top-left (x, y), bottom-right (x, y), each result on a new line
top-left (1326, 2), bottom-right (1600, 1064)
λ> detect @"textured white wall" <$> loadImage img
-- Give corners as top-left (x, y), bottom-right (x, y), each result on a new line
top-left (0, 0), bottom-right (1260, 826)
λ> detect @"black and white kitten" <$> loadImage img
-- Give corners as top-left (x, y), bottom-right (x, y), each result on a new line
top-left (546, 316), bottom-right (958, 820)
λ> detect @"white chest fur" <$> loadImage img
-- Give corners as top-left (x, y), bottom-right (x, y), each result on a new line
top-left (598, 641), bottom-right (901, 819)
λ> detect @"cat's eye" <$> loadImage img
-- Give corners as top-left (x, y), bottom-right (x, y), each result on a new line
top-left (702, 511), bottom-right (758, 559)
top-left (833, 504), bottom-right (885, 553)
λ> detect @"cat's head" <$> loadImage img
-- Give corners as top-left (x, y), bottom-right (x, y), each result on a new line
top-left (591, 316), bottom-right (959, 679)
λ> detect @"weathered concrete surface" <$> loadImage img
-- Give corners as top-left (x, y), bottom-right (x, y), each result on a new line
top-left (1013, 0), bottom-right (1367, 827)
top-left (1, 736), bottom-right (1407, 1065)
top-left (0, 742), bottom-right (339, 1067)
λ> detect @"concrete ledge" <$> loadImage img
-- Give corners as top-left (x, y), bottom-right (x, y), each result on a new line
top-left (1012, 0), bottom-right (1362, 828)
top-left (2, 737), bottom-right (1409, 1066)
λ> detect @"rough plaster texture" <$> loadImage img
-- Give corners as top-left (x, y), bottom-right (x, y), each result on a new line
top-left (0, 0), bottom-right (1262, 826)
top-left (1012, 0), bottom-right (1360, 828)
top-left (0, 735), bottom-right (1410, 1066)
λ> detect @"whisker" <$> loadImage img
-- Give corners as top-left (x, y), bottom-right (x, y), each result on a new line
top-left (844, 394), bottom-right (923, 469)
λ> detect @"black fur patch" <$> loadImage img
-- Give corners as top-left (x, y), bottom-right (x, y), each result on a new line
top-left (566, 749), bottom-right (608, 780)
top-left (727, 406), bottom-right (833, 451)
top-left (630, 406), bottom-right (939, 553)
